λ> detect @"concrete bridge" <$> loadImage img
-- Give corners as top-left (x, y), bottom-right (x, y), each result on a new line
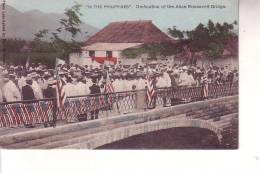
top-left (0, 95), bottom-right (238, 149)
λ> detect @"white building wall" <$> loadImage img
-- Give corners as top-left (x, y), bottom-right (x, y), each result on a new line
top-left (70, 50), bottom-right (148, 66)
top-left (82, 50), bottom-right (121, 58)
top-left (70, 50), bottom-right (121, 66)
top-left (81, 51), bottom-right (88, 57)
top-left (113, 51), bottom-right (121, 58)
top-left (95, 51), bottom-right (106, 57)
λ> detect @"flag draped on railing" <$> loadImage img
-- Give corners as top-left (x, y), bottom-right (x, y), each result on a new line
top-left (55, 58), bottom-right (66, 108)
top-left (146, 74), bottom-right (155, 106)
top-left (0, 83), bottom-right (238, 128)
top-left (0, 101), bottom-right (53, 127)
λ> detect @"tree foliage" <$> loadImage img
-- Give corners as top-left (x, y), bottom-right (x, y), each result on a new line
top-left (34, 29), bottom-right (49, 42)
top-left (122, 20), bottom-right (237, 62)
top-left (0, 39), bottom-right (26, 53)
top-left (168, 20), bottom-right (238, 61)
top-left (168, 26), bottom-right (184, 39)
top-left (34, 2), bottom-right (84, 62)
top-left (122, 43), bottom-right (181, 60)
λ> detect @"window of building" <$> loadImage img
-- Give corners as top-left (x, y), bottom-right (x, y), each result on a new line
top-left (106, 51), bottom-right (112, 58)
top-left (89, 50), bottom-right (95, 57)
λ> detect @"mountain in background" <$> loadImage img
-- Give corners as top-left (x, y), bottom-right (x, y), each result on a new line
top-left (1, 5), bottom-right (99, 41)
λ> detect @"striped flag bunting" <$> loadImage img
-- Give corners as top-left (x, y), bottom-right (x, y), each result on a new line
top-left (105, 71), bottom-right (115, 105)
top-left (105, 71), bottom-right (115, 94)
top-left (98, 95), bottom-right (106, 107)
top-left (55, 58), bottom-right (67, 109)
top-left (0, 92), bottom-right (137, 128)
top-left (56, 80), bottom-right (66, 108)
top-left (0, 83), bottom-right (237, 128)
top-left (146, 74), bottom-right (155, 106)
top-left (0, 101), bottom-right (54, 128)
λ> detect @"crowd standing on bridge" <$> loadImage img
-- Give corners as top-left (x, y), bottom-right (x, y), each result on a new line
top-left (0, 60), bottom-right (238, 103)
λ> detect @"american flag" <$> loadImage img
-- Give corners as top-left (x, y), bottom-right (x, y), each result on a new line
top-left (105, 71), bottom-right (115, 93)
top-left (201, 74), bottom-right (209, 98)
top-left (0, 101), bottom-right (58, 128)
top-left (55, 58), bottom-right (66, 108)
top-left (56, 80), bottom-right (66, 108)
top-left (104, 71), bottom-right (115, 105)
top-left (146, 74), bottom-right (155, 106)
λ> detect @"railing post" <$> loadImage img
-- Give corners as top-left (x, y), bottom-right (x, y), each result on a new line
top-left (202, 83), bottom-right (209, 100)
top-left (105, 93), bottom-right (109, 118)
top-left (52, 98), bottom-right (57, 127)
top-left (145, 87), bottom-right (148, 110)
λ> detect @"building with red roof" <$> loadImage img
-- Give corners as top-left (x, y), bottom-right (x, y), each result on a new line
top-left (70, 20), bottom-right (175, 66)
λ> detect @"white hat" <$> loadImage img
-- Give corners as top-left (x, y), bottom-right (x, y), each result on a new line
top-left (30, 72), bottom-right (37, 77)
top-left (26, 76), bottom-right (32, 81)
top-left (182, 66), bottom-right (188, 70)
top-left (8, 73), bottom-right (16, 77)
top-left (47, 79), bottom-right (56, 85)
top-left (58, 71), bottom-right (65, 75)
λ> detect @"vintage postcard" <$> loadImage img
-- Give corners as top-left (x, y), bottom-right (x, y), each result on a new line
top-left (0, 0), bottom-right (238, 149)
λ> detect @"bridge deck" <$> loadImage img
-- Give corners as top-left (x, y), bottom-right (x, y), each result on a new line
top-left (0, 104), bottom-right (167, 136)
top-left (0, 95), bottom-right (238, 149)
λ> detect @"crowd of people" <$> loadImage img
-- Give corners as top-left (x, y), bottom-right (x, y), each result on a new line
top-left (0, 60), bottom-right (239, 103)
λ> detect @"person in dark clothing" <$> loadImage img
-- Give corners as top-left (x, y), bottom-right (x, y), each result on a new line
top-left (227, 72), bottom-right (234, 83)
top-left (76, 78), bottom-right (89, 122)
top-left (170, 73), bottom-right (179, 106)
top-left (21, 77), bottom-right (36, 101)
top-left (21, 77), bottom-right (36, 128)
top-left (89, 77), bottom-right (101, 120)
top-left (43, 79), bottom-right (57, 127)
top-left (43, 81), bottom-right (56, 99)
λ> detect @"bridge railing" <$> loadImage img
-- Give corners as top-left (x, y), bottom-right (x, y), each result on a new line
top-left (0, 82), bottom-right (238, 128)
top-left (156, 82), bottom-right (238, 106)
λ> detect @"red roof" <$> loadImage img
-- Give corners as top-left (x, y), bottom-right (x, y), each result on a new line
top-left (85, 20), bottom-right (175, 45)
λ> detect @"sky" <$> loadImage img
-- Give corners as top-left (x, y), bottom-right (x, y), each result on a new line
top-left (7, 0), bottom-right (238, 30)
